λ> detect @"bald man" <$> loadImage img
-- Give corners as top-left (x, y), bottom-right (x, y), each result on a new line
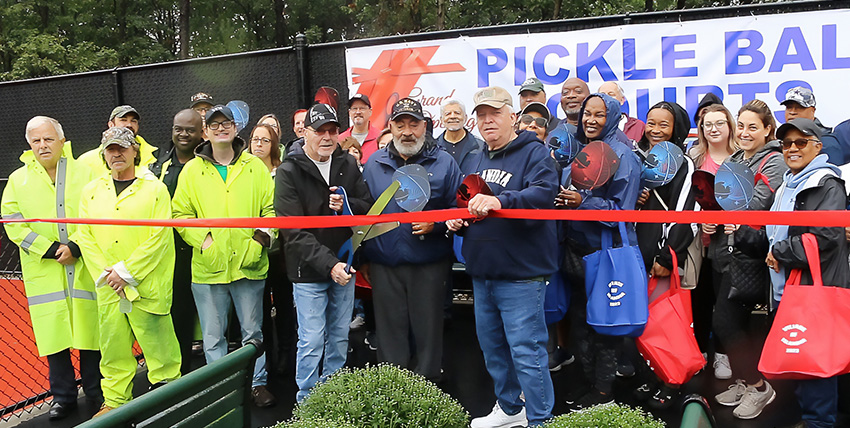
top-left (598, 82), bottom-right (645, 143)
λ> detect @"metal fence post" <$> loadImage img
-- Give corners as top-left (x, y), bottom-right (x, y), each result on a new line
top-left (111, 67), bottom-right (124, 106)
top-left (295, 33), bottom-right (309, 109)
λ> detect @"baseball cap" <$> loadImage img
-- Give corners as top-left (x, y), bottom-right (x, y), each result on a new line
top-left (519, 77), bottom-right (544, 94)
top-left (781, 86), bottom-right (816, 108)
top-left (776, 118), bottom-right (823, 140)
top-left (190, 92), bottom-right (214, 108)
top-left (109, 105), bottom-right (139, 121)
top-left (205, 105), bottom-right (234, 124)
top-left (100, 127), bottom-right (136, 152)
top-left (348, 94), bottom-right (371, 108)
top-left (472, 87), bottom-right (513, 112)
top-left (520, 102), bottom-right (551, 122)
top-left (304, 103), bottom-right (340, 130)
top-left (390, 98), bottom-right (425, 121)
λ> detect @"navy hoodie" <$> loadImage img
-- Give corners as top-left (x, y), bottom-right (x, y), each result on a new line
top-left (567, 94), bottom-right (641, 250)
top-left (361, 140), bottom-right (463, 267)
top-left (461, 131), bottom-right (559, 279)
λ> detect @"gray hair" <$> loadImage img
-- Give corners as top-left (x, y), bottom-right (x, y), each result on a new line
top-left (440, 99), bottom-right (468, 118)
top-left (25, 116), bottom-right (65, 142)
top-left (598, 82), bottom-right (625, 99)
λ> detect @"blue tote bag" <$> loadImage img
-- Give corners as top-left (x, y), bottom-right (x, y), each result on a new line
top-left (583, 221), bottom-right (648, 337)
top-left (544, 270), bottom-right (571, 325)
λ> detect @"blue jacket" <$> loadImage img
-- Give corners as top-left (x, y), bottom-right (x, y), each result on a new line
top-left (567, 94), bottom-right (641, 250)
top-left (461, 131), bottom-right (560, 279)
top-left (361, 141), bottom-right (462, 266)
top-left (436, 129), bottom-right (484, 176)
top-left (820, 118), bottom-right (850, 165)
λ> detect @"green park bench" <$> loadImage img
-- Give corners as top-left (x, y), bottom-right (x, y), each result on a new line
top-left (77, 340), bottom-right (262, 428)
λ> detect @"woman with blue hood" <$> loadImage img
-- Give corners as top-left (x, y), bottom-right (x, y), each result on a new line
top-left (559, 93), bottom-right (641, 410)
top-left (630, 101), bottom-right (698, 409)
top-left (733, 118), bottom-right (848, 428)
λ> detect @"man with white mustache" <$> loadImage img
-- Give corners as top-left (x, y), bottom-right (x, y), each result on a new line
top-left (361, 98), bottom-right (463, 384)
top-left (436, 99), bottom-right (483, 175)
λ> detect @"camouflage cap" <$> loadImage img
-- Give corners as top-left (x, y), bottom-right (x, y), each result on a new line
top-left (781, 86), bottom-right (816, 108)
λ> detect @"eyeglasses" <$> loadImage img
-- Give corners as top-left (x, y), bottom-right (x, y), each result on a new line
top-left (251, 137), bottom-right (272, 145)
top-left (207, 120), bottom-right (234, 130)
top-left (702, 120), bottom-right (728, 130)
top-left (520, 114), bottom-right (548, 128)
top-left (780, 138), bottom-right (819, 150)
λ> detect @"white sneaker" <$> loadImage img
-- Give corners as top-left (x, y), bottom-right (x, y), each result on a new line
top-left (713, 353), bottom-right (732, 380)
top-left (471, 402), bottom-right (527, 428)
top-left (715, 379), bottom-right (747, 406)
top-left (733, 382), bottom-right (775, 420)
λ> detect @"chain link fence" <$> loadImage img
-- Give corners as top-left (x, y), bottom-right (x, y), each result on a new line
top-left (0, 199), bottom-right (61, 421)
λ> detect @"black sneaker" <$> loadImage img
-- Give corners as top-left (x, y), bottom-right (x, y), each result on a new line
top-left (567, 389), bottom-right (614, 412)
top-left (615, 360), bottom-right (635, 378)
top-left (549, 347), bottom-right (576, 372)
top-left (564, 384), bottom-right (591, 405)
top-left (634, 381), bottom-right (657, 401)
top-left (364, 331), bottom-right (377, 351)
top-left (647, 385), bottom-right (678, 410)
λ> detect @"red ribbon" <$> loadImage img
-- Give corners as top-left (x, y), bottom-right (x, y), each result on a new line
top-left (1, 209), bottom-right (849, 228)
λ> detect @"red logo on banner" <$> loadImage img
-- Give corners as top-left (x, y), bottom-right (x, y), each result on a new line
top-left (351, 46), bottom-right (466, 128)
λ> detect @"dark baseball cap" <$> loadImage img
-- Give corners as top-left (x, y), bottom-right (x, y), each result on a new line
top-left (305, 103), bottom-right (340, 130)
top-left (109, 105), bottom-right (139, 121)
top-left (391, 98), bottom-right (425, 121)
top-left (190, 92), bottom-right (214, 108)
top-left (519, 77), bottom-right (544, 94)
top-left (776, 118), bottom-right (823, 140)
top-left (520, 102), bottom-right (551, 122)
top-left (348, 94), bottom-right (371, 108)
top-left (205, 105), bottom-right (234, 124)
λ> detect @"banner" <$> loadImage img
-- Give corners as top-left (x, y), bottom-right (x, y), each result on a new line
top-left (345, 9), bottom-right (850, 134)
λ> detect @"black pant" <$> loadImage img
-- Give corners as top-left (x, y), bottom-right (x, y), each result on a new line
top-left (171, 239), bottom-right (197, 375)
top-left (713, 272), bottom-right (762, 383)
top-left (692, 258), bottom-right (720, 354)
top-left (371, 260), bottom-right (449, 383)
top-left (47, 348), bottom-right (101, 404)
top-left (566, 274), bottom-right (619, 395)
top-left (262, 249), bottom-right (296, 375)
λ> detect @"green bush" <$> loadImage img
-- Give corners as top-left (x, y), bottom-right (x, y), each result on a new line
top-left (545, 403), bottom-right (665, 428)
top-left (283, 364), bottom-right (469, 428)
top-left (275, 417), bottom-right (357, 428)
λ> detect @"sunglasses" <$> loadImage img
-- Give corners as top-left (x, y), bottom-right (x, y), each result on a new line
top-left (780, 138), bottom-right (818, 150)
top-left (520, 114), bottom-right (548, 128)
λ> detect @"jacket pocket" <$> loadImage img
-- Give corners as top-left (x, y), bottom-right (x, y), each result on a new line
top-left (240, 238), bottom-right (266, 272)
top-left (196, 238), bottom-right (227, 274)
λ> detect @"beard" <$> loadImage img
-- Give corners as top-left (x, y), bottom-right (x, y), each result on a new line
top-left (394, 134), bottom-right (426, 157)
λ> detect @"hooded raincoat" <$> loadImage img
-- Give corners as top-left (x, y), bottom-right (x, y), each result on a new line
top-left (1, 143), bottom-right (99, 356)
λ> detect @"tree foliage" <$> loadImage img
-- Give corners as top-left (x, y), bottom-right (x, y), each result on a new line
top-left (0, 0), bottom-right (785, 81)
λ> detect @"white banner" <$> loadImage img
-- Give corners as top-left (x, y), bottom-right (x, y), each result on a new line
top-left (345, 9), bottom-right (850, 134)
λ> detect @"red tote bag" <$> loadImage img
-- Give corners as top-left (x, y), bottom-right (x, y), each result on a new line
top-left (758, 233), bottom-right (850, 380)
top-left (636, 248), bottom-right (706, 385)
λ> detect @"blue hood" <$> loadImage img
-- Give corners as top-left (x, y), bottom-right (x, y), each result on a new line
top-left (576, 93), bottom-right (622, 146)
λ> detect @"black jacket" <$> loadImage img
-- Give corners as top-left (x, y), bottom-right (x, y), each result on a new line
top-left (275, 146), bottom-right (373, 283)
top-left (635, 156), bottom-right (697, 271)
top-left (735, 174), bottom-right (849, 290)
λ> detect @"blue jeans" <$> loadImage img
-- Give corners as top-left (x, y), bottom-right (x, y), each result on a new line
top-left (191, 279), bottom-right (267, 387)
top-left (292, 278), bottom-right (355, 402)
top-left (472, 278), bottom-right (554, 426)
top-left (796, 377), bottom-right (838, 428)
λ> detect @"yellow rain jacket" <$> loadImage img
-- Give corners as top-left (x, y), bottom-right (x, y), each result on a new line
top-left (172, 140), bottom-right (275, 284)
top-left (77, 134), bottom-right (157, 177)
top-left (1, 143), bottom-right (99, 356)
top-left (75, 171), bottom-right (175, 315)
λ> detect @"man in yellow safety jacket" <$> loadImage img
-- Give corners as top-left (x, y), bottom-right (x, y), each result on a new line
top-left (172, 104), bottom-right (277, 407)
top-left (77, 105), bottom-right (157, 175)
top-left (75, 126), bottom-right (180, 418)
top-left (1, 116), bottom-right (101, 420)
